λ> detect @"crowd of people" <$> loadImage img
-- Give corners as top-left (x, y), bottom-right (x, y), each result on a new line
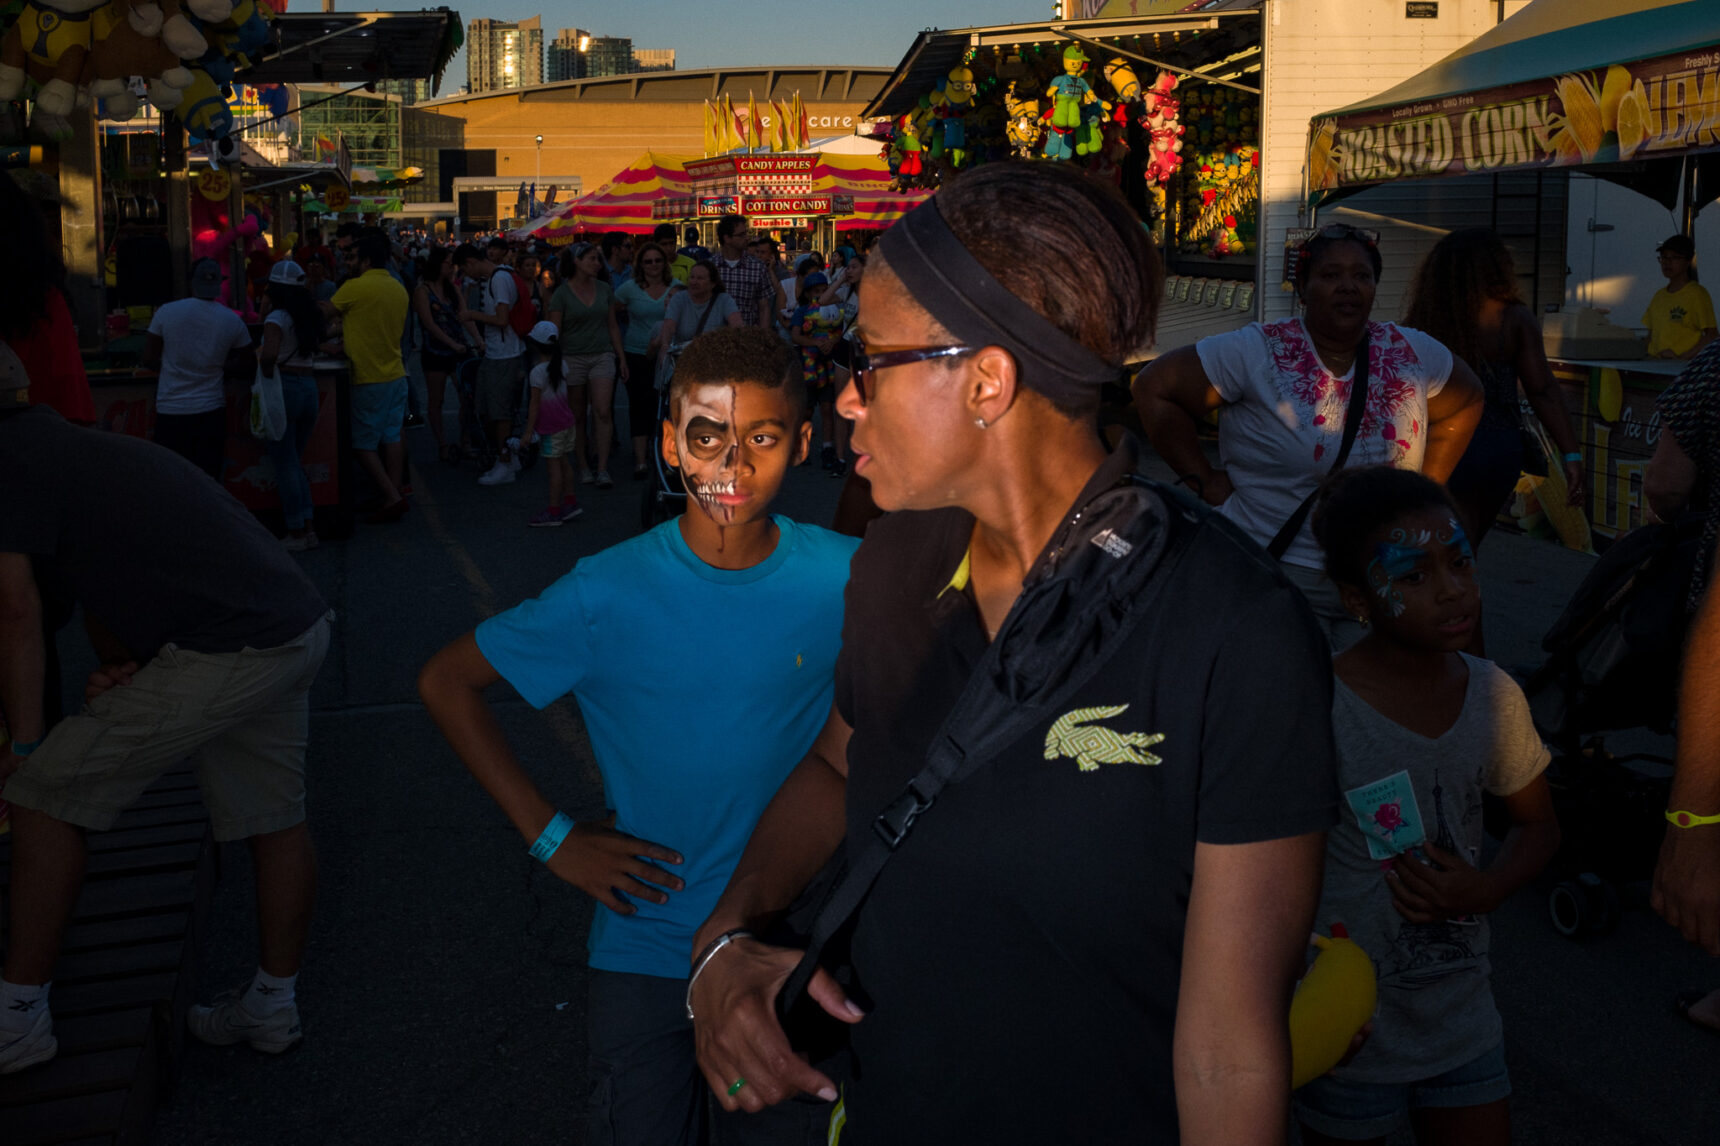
top-left (1, 158), bottom-right (1718, 1146)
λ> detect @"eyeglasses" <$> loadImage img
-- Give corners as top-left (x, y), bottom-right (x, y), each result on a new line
top-left (850, 345), bottom-right (976, 404)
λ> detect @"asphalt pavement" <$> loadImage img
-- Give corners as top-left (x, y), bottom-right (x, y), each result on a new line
top-left (116, 402), bottom-right (1716, 1146)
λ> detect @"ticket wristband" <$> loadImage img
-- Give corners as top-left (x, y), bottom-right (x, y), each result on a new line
top-left (6, 739), bottom-right (40, 757)
top-left (1562, 452), bottom-right (1582, 464)
top-left (1665, 809), bottom-right (1720, 829)
top-left (529, 811), bottom-right (576, 862)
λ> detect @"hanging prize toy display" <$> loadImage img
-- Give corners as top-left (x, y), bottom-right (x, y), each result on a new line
top-left (1003, 80), bottom-right (1043, 159)
top-left (936, 63), bottom-right (975, 168)
top-left (1043, 44), bottom-right (1097, 161)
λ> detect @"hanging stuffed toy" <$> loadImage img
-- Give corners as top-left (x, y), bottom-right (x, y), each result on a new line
top-left (1043, 44), bottom-right (1098, 162)
top-left (83, 0), bottom-right (194, 118)
top-left (1102, 58), bottom-right (1140, 103)
top-left (1003, 80), bottom-right (1042, 159)
top-left (0, 0), bottom-right (111, 120)
top-left (935, 63), bottom-right (975, 168)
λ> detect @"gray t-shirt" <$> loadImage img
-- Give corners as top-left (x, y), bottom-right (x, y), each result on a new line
top-left (1318, 654), bottom-right (1549, 1084)
top-left (664, 291), bottom-right (737, 344)
top-left (0, 406), bottom-right (328, 659)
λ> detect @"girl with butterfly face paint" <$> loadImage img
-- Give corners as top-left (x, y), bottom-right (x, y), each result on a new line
top-left (1304, 466), bottom-right (1560, 1146)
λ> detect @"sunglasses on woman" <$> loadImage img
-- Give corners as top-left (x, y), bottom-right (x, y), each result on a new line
top-left (849, 345), bottom-right (976, 404)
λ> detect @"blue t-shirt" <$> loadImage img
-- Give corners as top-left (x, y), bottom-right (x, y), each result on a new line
top-left (476, 515), bottom-right (859, 979)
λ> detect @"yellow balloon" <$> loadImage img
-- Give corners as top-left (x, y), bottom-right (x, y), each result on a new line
top-left (1289, 928), bottom-right (1377, 1090)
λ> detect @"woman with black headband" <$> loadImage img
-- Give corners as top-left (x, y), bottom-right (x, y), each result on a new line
top-left (1135, 224), bottom-right (1483, 648)
top-left (687, 163), bottom-right (1340, 1144)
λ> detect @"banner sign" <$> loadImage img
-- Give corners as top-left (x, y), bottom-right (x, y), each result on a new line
top-left (697, 196), bottom-right (742, 216)
top-left (747, 195), bottom-right (833, 214)
top-left (1308, 47), bottom-right (1720, 201)
top-left (735, 155), bottom-right (817, 175)
top-left (685, 157), bottom-right (735, 182)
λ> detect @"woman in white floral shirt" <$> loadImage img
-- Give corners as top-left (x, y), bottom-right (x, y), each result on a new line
top-left (1135, 224), bottom-right (1483, 646)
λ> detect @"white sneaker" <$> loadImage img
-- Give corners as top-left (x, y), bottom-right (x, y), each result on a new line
top-left (187, 990), bottom-right (302, 1054)
top-left (509, 453), bottom-right (522, 473)
top-left (0, 1008), bottom-right (57, 1074)
top-left (477, 460), bottom-right (516, 486)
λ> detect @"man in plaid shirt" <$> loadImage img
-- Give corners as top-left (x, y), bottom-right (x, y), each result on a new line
top-left (712, 216), bottom-right (775, 329)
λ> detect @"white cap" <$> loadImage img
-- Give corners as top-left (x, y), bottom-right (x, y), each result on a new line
top-left (269, 259), bottom-right (307, 285)
top-left (528, 320), bottom-right (559, 345)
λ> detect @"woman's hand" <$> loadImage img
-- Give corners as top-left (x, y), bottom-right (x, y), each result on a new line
top-left (1562, 458), bottom-right (1586, 506)
top-left (692, 936), bottom-right (855, 1113)
top-left (617, 357), bottom-right (630, 383)
top-left (1203, 468), bottom-right (1235, 507)
top-left (544, 812), bottom-right (684, 915)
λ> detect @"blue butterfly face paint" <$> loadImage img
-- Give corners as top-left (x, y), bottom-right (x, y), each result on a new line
top-left (1365, 518), bottom-right (1473, 617)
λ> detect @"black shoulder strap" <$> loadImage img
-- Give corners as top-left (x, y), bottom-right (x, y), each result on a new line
top-left (1266, 335), bottom-right (1370, 561)
top-left (777, 482), bottom-right (1205, 1020)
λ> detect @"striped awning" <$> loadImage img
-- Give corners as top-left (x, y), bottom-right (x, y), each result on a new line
top-left (536, 149), bottom-right (928, 244)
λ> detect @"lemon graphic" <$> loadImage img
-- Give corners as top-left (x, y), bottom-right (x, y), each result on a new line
top-left (1599, 65), bottom-right (1633, 131)
top-left (1616, 88), bottom-right (1650, 159)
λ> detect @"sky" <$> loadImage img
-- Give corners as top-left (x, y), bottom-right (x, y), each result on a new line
top-left (431, 0), bottom-right (1056, 92)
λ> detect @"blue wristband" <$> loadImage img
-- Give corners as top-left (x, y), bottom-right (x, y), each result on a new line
top-left (1562, 451), bottom-right (1582, 463)
top-left (528, 811), bottom-right (575, 863)
top-left (7, 739), bottom-right (40, 757)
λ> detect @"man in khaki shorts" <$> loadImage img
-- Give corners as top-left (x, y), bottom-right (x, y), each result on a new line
top-left (0, 359), bottom-right (332, 1074)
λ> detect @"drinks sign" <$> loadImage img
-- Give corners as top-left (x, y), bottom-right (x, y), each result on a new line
top-left (1308, 48), bottom-right (1720, 200)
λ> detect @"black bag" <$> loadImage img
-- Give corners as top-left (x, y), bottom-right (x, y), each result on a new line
top-left (1265, 336), bottom-right (1370, 561)
top-left (775, 475), bottom-right (1207, 1056)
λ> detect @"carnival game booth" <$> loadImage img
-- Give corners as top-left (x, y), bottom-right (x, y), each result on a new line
top-left (864, 2), bottom-right (1592, 362)
top-left (2, 4), bottom-right (460, 541)
top-left (1306, 0), bottom-right (1720, 544)
top-left (862, 3), bottom-right (1266, 353)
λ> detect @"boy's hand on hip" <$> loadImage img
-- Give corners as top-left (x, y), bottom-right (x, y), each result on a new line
top-left (549, 812), bottom-right (684, 915)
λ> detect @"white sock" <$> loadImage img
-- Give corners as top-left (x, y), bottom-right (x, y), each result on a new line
top-left (0, 979), bottom-right (50, 1033)
top-left (242, 969), bottom-right (297, 1016)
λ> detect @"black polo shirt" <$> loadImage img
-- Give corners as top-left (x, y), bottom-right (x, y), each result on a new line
top-left (832, 446), bottom-right (1339, 1144)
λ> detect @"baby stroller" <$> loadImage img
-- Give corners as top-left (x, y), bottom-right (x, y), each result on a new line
top-left (639, 343), bottom-right (688, 531)
top-left (1512, 514), bottom-right (1704, 939)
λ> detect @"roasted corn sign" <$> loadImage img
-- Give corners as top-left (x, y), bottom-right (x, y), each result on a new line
top-left (1307, 48), bottom-right (1720, 201)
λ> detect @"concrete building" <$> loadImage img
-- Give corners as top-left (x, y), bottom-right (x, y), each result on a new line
top-left (584, 36), bottom-right (634, 78)
top-left (467, 17), bottom-right (543, 94)
top-left (632, 49), bottom-right (675, 73)
top-left (417, 65), bottom-right (889, 228)
top-left (545, 28), bottom-right (589, 83)
top-left (547, 29), bottom-right (637, 80)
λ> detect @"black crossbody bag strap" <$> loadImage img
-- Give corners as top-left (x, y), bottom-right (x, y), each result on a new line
top-left (777, 487), bottom-right (1205, 1018)
top-left (1266, 336), bottom-right (1371, 561)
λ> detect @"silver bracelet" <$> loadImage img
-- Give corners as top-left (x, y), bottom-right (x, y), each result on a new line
top-left (685, 928), bottom-right (754, 1021)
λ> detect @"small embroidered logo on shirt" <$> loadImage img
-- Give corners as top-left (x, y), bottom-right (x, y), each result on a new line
top-left (795, 653), bottom-right (804, 668)
top-left (1090, 529), bottom-right (1132, 559)
top-left (1045, 705), bottom-right (1166, 772)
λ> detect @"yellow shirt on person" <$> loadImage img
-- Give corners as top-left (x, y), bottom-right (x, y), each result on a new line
top-left (1643, 282), bottom-right (1717, 358)
top-left (331, 268), bottom-right (409, 385)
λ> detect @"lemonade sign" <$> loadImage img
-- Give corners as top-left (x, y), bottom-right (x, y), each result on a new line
top-left (1308, 48), bottom-right (1720, 200)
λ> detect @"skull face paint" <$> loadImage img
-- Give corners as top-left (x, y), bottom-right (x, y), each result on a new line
top-left (675, 383), bottom-right (748, 527)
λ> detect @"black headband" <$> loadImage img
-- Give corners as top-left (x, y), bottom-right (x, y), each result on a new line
top-left (876, 196), bottom-right (1117, 407)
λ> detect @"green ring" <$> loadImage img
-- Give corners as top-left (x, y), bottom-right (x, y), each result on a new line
top-left (727, 1077), bottom-right (747, 1096)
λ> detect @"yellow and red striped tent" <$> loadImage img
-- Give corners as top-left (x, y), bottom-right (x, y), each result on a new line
top-left (535, 148), bottom-right (928, 245)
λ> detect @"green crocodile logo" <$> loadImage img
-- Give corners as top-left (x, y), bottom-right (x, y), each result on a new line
top-left (1044, 705), bottom-right (1166, 772)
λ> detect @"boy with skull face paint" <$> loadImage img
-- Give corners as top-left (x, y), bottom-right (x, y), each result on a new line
top-left (419, 326), bottom-right (857, 1146)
